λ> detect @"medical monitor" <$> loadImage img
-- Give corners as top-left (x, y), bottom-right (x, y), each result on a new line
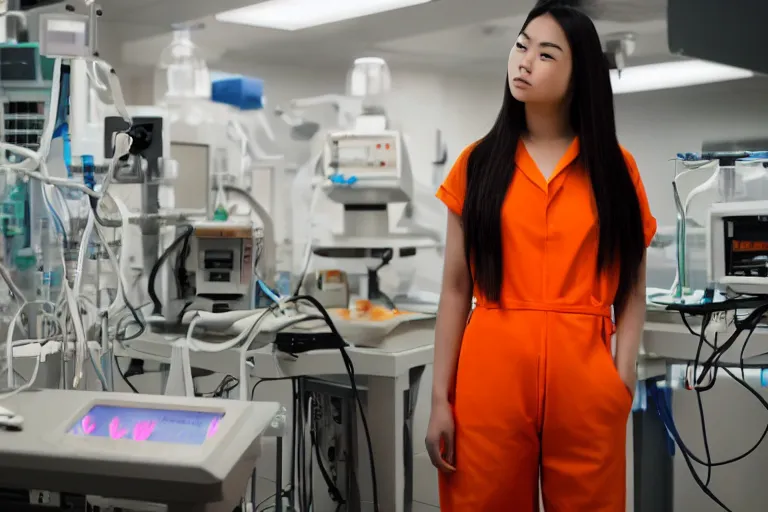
top-left (69, 405), bottom-right (225, 445)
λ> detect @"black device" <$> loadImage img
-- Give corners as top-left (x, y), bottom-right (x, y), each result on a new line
top-left (668, 0), bottom-right (768, 74)
top-left (274, 331), bottom-right (348, 355)
top-left (103, 116), bottom-right (164, 183)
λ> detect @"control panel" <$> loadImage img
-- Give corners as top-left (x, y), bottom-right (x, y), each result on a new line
top-left (709, 201), bottom-right (768, 295)
top-left (324, 131), bottom-right (401, 179)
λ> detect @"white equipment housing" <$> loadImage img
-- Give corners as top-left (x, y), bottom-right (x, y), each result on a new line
top-left (708, 200), bottom-right (768, 295)
top-left (322, 128), bottom-right (412, 237)
top-left (317, 114), bottom-right (437, 260)
top-left (189, 221), bottom-right (255, 313)
top-left (0, 389), bottom-right (279, 512)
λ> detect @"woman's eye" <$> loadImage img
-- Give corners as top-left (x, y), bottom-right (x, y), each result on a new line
top-left (541, 53), bottom-right (554, 60)
top-left (515, 42), bottom-right (527, 51)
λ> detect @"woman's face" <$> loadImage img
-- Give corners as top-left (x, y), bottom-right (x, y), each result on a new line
top-left (508, 13), bottom-right (573, 104)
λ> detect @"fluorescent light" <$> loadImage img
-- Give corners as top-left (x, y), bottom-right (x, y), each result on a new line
top-left (611, 60), bottom-right (754, 94)
top-left (215, 0), bottom-right (433, 31)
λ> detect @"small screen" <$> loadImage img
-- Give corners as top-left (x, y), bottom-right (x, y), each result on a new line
top-left (69, 405), bottom-right (225, 445)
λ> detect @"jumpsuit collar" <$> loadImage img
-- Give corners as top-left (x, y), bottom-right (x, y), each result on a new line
top-left (517, 137), bottom-right (580, 193)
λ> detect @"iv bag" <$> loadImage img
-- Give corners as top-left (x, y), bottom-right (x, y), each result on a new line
top-left (154, 26), bottom-right (211, 104)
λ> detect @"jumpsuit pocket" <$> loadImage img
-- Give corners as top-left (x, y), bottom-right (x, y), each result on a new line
top-left (599, 323), bottom-right (633, 406)
top-left (608, 361), bottom-right (634, 404)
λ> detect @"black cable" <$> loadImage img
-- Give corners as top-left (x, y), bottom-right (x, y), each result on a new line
top-left (297, 379), bottom-right (307, 512)
top-left (291, 379), bottom-right (299, 511)
top-left (652, 316), bottom-right (768, 512)
top-left (175, 231), bottom-right (192, 298)
top-left (253, 485), bottom-right (291, 512)
top-left (293, 247), bottom-right (313, 297)
top-left (679, 357), bottom-right (768, 468)
top-left (114, 355), bottom-right (139, 393)
top-left (653, 387), bottom-right (733, 511)
top-left (693, 311), bottom-right (712, 384)
top-left (206, 375), bottom-right (239, 398)
top-left (148, 225), bottom-right (194, 315)
top-left (695, 390), bottom-right (713, 487)
top-left (248, 376), bottom-right (300, 509)
top-left (657, 302), bottom-right (768, 511)
top-left (115, 290), bottom-right (147, 342)
top-left (250, 376), bottom-right (297, 400)
top-left (695, 304), bottom-right (768, 385)
top-left (311, 429), bottom-right (345, 504)
top-left (285, 294), bottom-right (380, 512)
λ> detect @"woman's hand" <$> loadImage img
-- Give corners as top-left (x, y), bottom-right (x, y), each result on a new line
top-left (425, 399), bottom-right (457, 473)
top-left (618, 364), bottom-right (637, 399)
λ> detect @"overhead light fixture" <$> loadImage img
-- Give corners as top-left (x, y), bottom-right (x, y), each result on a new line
top-left (611, 59), bottom-right (754, 95)
top-left (215, 0), bottom-right (433, 31)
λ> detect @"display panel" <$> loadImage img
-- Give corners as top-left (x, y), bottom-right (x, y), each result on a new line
top-left (724, 216), bottom-right (768, 278)
top-left (69, 405), bottom-right (224, 445)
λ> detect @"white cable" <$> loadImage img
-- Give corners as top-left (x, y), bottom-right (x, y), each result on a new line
top-left (74, 210), bottom-right (95, 295)
top-left (0, 55), bottom-right (133, 389)
top-left (0, 345), bottom-right (41, 402)
top-left (92, 217), bottom-right (132, 318)
top-left (55, 238), bottom-right (87, 389)
top-left (2, 11), bottom-right (28, 35)
top-left (63, 283), bottom-right (88, 389)
top-left (184, 313), bottom-right (268, 353)
top-left (85, 60), bottom-right (111, 104)
top-left (3, 301), bottom-right (55, 388)
top-left (296, 182), bottom-right (323, 279)
top-left (0, 261), bottom-right (26, 303)
top-left (36, 57), bottom-right (63, 173)
top-left (100, 193), bottom-right (142, 320)
top-left (669, 160), bottom-right (719, 294)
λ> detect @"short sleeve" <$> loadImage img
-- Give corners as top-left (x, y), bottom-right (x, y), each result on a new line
top-left (622, 148), bottom-right (657, 248)
top-left (436, 144), bottom-right (475, 216)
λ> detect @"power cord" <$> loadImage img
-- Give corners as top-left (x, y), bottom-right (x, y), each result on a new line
top-left (659, 300), bottom-right (768, 511)
top-left (284, 294), bottom-right (380, 512)
top-left (203, 375), bottom-right (239, 398)
top-left (114, 355), bottom-right (139, 393)
top-left (148, 225), bottom-right (194, 315)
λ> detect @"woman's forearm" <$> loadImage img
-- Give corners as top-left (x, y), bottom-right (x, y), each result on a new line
top-left (615, 254), bottom-right (648, 374)
top-left (431, 290), bottom-right (472, 405)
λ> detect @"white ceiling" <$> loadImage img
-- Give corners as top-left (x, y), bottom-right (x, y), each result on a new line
top-left (90, 0), bottom-right (673, 74)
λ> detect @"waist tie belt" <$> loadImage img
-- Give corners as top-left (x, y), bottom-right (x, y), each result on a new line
top-left (475, 299), bottom-right (616, 335)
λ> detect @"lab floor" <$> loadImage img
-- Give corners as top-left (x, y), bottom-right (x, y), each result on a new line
top-left (252, 451), bottom-right (441, 510)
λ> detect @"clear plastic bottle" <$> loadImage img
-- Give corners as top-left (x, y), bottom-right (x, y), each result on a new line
top-left (154, 25), bottom-right (211, 105)
top-left (346, 57), bottom-right (392, 113)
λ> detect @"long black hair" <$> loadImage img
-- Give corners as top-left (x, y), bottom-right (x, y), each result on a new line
top-left (462, 2), bottom-right (645, 316)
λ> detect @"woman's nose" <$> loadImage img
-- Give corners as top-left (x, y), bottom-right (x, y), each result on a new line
top-left (519, 55), bottom-right (534, 74)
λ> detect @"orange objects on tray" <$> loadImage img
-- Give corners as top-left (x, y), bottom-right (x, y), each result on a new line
top-left (334, 299), bottom-right (411, 322)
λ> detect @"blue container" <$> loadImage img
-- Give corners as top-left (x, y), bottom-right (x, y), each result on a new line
top-left (211, 76), bottom-right (265, 111)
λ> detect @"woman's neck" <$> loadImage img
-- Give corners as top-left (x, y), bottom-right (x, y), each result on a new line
top-left (524, 102), bottom-right (573, 142)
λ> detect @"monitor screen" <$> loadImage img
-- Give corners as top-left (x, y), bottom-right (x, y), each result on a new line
top-left (69, 405), bottom-right (225, 445)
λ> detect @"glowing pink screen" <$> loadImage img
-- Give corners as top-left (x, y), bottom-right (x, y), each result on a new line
top-left (69, 405), bottom-right (224, 445)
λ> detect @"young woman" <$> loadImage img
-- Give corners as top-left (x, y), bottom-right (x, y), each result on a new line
top-left (425, 2), bottom-right (657, 510)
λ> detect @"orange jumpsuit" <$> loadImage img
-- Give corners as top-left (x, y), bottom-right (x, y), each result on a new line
top-left (435, 138), bottom-right (657, 511)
